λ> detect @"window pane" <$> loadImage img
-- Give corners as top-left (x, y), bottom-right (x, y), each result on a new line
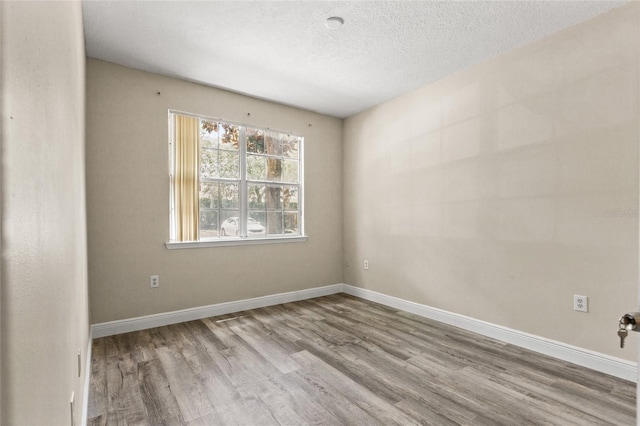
top-left (266, 158), bottom-right (282, 182)
top-left (282, 186), bottom-right (298, 210)
top-left (283, 160), bottom-right (298, 183)
top-left (266, 186), bottom-right (282, 210)
top-left (247, 154), bottom-right (267, 180)
top-left (199, 210), bottom-right (219, 239)
top-left (246, 215), bottom-right (266, 237)
top-left (220, 210), bottom-right (240, 237)
top-left (248, 184), bottom-right (265, 209)
top-left (200, 182), bottom-right (219, 209)
top-left (246, 128), bottom-right (264, 154)
top-left (284, 212), bottom-right (299, 235)
top-left (265, 132), bottom-right (282, 156)
top-left (200, 120), bottom-right (219, 149)
top-left (200, 197), bottom-right (211, 209)
top-left (220, 182), bottom-right (238, 209)
top-left (267, 211), bottom-right (283, 235)
top-left (249, 211), bottom-right (266, 226)
top-left (200, 148), bottom-right (218, 178)
top-left (283, 135), bottom-right (300, 159)
top-left (219, 150), bottom-right (239, 179)
top-left (219, 124), bottom-right (239, 151)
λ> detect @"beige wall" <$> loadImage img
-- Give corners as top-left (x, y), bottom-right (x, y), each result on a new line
top-left (343, 3), bottom-right (640, 361)
top-left (86, 59), bottom-right (343, 324)
top-left (0, 1), bottom-right (89, 424)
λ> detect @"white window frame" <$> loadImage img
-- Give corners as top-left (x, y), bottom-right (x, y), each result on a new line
top-left (166, 110), bottom-right (306, 249)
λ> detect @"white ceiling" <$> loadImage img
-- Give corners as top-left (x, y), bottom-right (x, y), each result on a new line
top-left (82, 1), bottom-right (628, 118)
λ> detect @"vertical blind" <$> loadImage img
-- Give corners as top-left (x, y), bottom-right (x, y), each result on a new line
top-left (173, 114), bottom-right (200, 241)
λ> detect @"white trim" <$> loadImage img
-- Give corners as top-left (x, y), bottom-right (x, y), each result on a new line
top-left (89, 283), bottom-right (637, 382)
top-left (238, 126), bottom-right (248, 238)
top-left (91, 284), bottom-right (343, 338)
top-left (342, 285), bottom-right (637, 382)
top-left (165, 235), bottom-right (307, 249)
top-left (81, 327), bottom-right (93, 426)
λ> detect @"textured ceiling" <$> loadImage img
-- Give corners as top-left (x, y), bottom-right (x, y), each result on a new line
top-left (82, 1), bottom-right (628, 118)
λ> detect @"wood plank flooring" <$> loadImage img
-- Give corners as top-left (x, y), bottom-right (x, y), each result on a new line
top-left (88, 293), bottom-right (636, 425)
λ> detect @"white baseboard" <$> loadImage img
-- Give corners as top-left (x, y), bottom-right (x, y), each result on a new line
top-left (342, 284), bottom-right (637, 382)
top-left (91, 284), bottom-right (344, 338)
top-left (89, 283), bottom-right (637, 382)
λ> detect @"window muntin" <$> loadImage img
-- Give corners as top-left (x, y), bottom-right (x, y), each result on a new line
top-left (169, 111), bottom-right (303, 243)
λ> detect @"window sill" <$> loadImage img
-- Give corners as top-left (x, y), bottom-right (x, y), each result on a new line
top-left (165, 235), bottom-right (308, 250)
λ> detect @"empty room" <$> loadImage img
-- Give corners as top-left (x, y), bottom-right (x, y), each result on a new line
top-left (2, 0), bottom-right (640, 425)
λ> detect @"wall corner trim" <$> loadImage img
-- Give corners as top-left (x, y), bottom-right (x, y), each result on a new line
top-left (81, 327), bottom-right (93, 426)
top-left (341, 284), bottom-right (637, 383)
top-left (89, 283), bottom-right (637, 382)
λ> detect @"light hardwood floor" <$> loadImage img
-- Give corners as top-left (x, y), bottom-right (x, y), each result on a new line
top-left (88, 293), bottom-right (635, 425)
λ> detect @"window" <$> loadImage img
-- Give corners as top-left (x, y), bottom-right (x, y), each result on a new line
top-left (168, 111), bottom-right (304, 247)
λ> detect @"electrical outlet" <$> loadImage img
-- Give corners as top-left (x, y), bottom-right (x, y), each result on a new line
top-left (364, 260), bottom-right (369, 270)
top-left (574, 295), bottom-right (588, 312)
top-left (150, 275), bottom-right (159, 288)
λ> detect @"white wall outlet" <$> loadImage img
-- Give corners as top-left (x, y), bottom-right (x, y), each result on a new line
top-left (150, 275), bottom-right (159, 288)
top-left (364, 260), bottom-right (369, 270)
top-left (574, 295), bottom-right (588, 312)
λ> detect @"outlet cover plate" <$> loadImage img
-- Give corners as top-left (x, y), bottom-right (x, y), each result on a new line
top-left (574, 295), bottom-right (588, 312)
